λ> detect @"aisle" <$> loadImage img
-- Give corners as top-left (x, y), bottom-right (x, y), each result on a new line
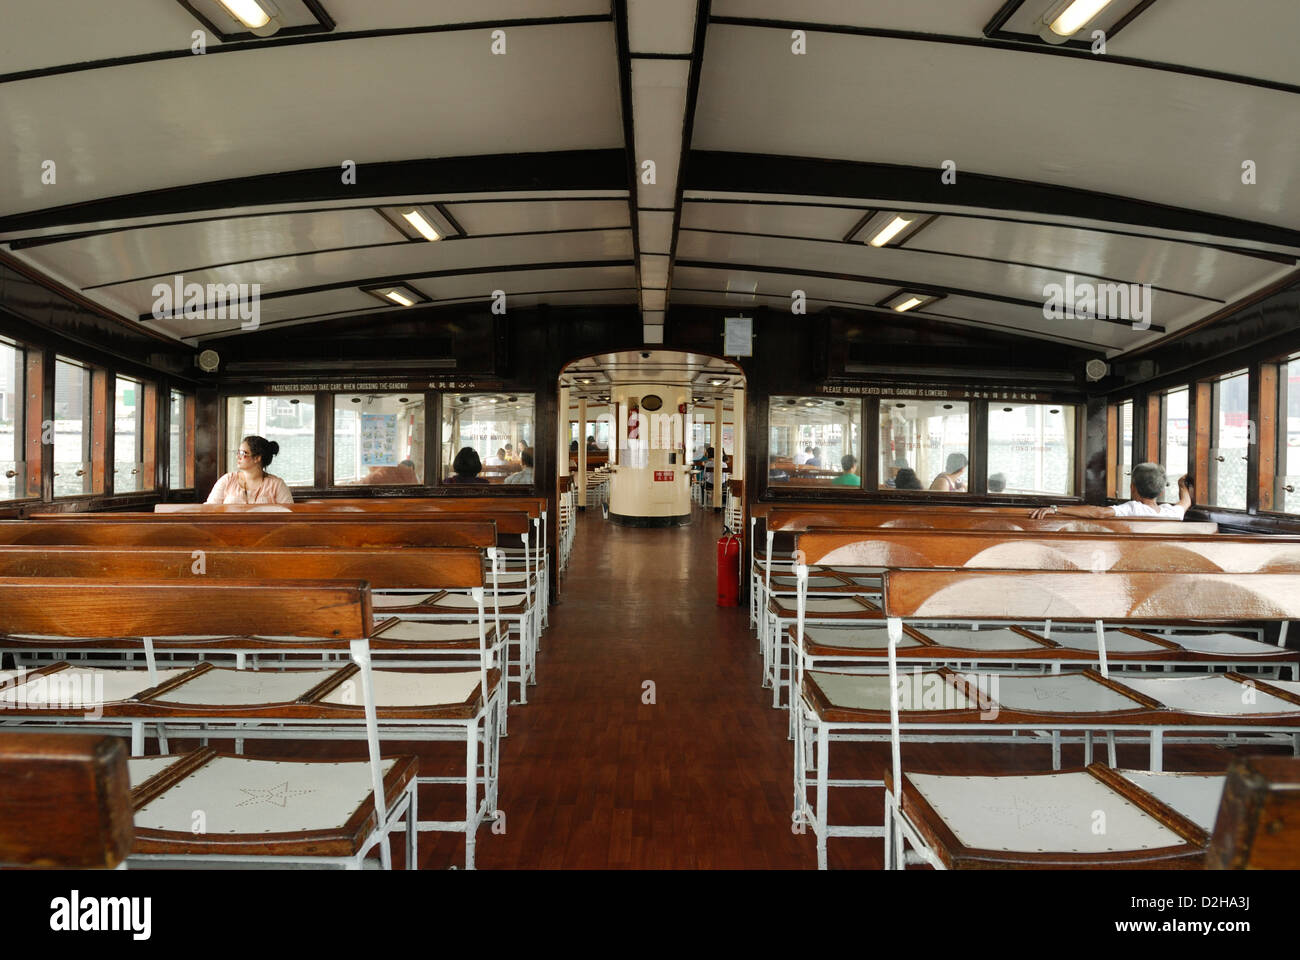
top-left (443, 501), bottom-right (817, 868)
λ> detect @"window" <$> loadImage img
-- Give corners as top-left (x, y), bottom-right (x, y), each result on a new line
top-left (1208, 371), bottom-right (1249, 509)
top-left (114, 376), bottom-right (151, 493)
top-left (768, 397), bottom-right (861, 488)
top-left (53, 359), bottom-right (93, 497)
top-left (1114, 400), bottom-right (1134, 498)
top-left (1278, 355), bottom-right (1300, 514)
top-left (0, 339), bottom-right (30, 501)
top-left (987, 403), bottom-right (1076, 496)
top-left (442, 394), bottom-right (534, 484)
top-left (1161, 387), bottom-right (1190, 497)
top-left (170, 390), bottom-right (194, 489)
top-left (334, 393), bottom-right (426, 485)
top-left (226, 395), bottom-right (316, 486)
top-left (878, 399), bottom-right (968, 492)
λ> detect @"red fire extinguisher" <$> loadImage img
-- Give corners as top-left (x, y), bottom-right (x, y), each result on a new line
top-left (717, 534), bottom-right (741, 607)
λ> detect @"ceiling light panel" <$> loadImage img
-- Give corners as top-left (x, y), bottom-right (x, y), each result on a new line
top-left (379, 205), bottom-right (459, 242)
top-left (360, 282), bottom-right (430, 308)
top-left (990, 0), bottom-right (1153, 45)
top-left (850, 211), bottom-right (935, 247)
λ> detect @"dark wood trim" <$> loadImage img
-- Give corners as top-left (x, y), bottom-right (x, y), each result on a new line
top-left (1192, 380), bottom-right (1212, 505)
top-left (684, 153), bottom-right (1300, 255)
top-left (0, 15), bottom-right (612, 86)
top-left (1083, 396), bottom-right (1105, 502)
top-left (860, 396), bottom-right (879, 492)
top-left (710, 10), bottom-right (1300, 96)
top-left (315, 392), bottom-right (332, 489)
top-left (91, 369), bottom-right (109, 497)
top-left (970, 400), bottom-right (988, 496)
top-left (611, 1), bottom-right (644, 299)
top-left (1257, 362), bottom-right (1279, 513)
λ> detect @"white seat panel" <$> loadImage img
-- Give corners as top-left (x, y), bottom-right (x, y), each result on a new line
top-left (1118, 771), bottom-right (1226, 833)
top-left (1169, 632), bottom-right (1281, 655)
top-left (135, 757), bottom-right (397, 834)
top-left (810, 670), bottom-right (974, 712)
top-left (802, 625), bottom-right (923, 650)
top-left (991, 673), bottom-right (1148, 713)
top-left (907, 771), bottom-right (1186, 853)
top-left (1048, 630), bottom-right (1169, 653)
top-left (321, 670), bottom-right (483, 707)
top-left (0, 667), bottom-right (190, 705)
top-left (372, 593), bottom-right (437, 609)
top-left (913, 627), bottom-right (1045, 651)
top-left (372, 621), bottom-right (485, 643)
top-left (153, 668), bottom-right (337, 705)
top-left (129, 755), bottom-right (184, 788)
top-left (1120, 675), bottom-right (1300, 715)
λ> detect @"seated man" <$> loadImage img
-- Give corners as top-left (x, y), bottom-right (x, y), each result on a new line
top-left (832, 454), bottom-right (861, 487)
top-left (505, 448), bottom-right (534, 485)
top-left (794, 445), bottom-right (815, 466)
top-left (1030, 462), bottom-right (1192, 519)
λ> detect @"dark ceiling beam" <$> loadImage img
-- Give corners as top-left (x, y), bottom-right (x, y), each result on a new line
top-left (673, 257), bottom-right (1165, 332)
top-left (684, 152), bottom-right (1300, 254)
top-left (0, 150), bottom-right (629, 235)
top-left (610, 0), bottom-right (644, 307)
top-left (663, 0), bottom-right (713, 307)
top-left (708, 15), bottom-right (1300, 97)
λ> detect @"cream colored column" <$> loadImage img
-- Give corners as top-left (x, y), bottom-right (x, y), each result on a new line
top-left (712, 396), bottom-right (724, 509)
top-left (732, 386), bottom-right (745, 481)
top-left (577, 396), bottom-right (588, 508)
top-left (557, 384), bottom-right (570, 490)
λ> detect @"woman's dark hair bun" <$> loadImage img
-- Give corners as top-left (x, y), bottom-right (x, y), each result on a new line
top-left (242, 435), bottom-right (278, 468)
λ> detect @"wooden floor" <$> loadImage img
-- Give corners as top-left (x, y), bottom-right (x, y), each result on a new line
top-left (242, 503), bottom-right (1278, 869)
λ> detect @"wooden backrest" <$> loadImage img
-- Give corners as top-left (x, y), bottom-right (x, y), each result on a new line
top-left (769, 509), bottom-right (1216, 535)
top-left (1207, 756), bottom-right (1300, 869)
top-left (796, 531), bottom-right (1298, 571)
top-left (753, 501), bottom-right (1183, 518)
top-left (0, 546), bottom-right (485, 590)
top-left (0, 578), bottom-right (372, 638)
top-left (43, 510), bottom-right (531, 536)
top-left (157, 496), bottom-right (547, 518)
top-left (879, 570), bottom-right (1300, 621)
top-left (0, 519), bottom-right (497, 548)
top-left (0, 733), bottom-right (133, 869)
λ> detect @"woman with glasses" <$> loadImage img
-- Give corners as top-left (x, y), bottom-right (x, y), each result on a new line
top-left (205, 435), bottom-right (294, 504)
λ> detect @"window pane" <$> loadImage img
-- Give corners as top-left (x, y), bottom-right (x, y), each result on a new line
top-left (1115, 400), bottom-right (1133, 498)
top-left (0, 340), bottom-right (24, 501)
top-left (114, 376), bottom-right (145, 493)
top-left (878, 399), bottom-right (968, 492)
top-left (768, 397), bottom-right (861, 488)
top-left (1280, 357), bottom-right (1299, 514)
top-left (1162, 387), bottom-right (1189, 493)
top-left (226, 395), bottom-right (316, 486)
top-left (442, 394), bottom-right (534, 485)
top-left (169, 390), bottom-right (192, 488)
top-left (1209, 372), bottom-right (1249, 509)
top-left (53, 359), bottom-right (92, 497)
top-left (334, 393), bottom-right (426, 485)
top-left (988, 403), bottom-right (1076, 496)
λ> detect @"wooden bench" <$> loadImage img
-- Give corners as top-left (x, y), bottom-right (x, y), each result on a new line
top-left (864, 570), bottom-right (1300, 872)
top-left (1207, 755), bottom-right (1300, 868)
top-left (0, 732), bottom-right (133, 869)
top-left (0, 576), bottom-right (502, 869)
top-left (0, 519), bottom-right (496, 549)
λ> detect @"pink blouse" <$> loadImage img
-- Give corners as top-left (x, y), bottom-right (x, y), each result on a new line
top-left (205, 472), bottom-right (294, 505)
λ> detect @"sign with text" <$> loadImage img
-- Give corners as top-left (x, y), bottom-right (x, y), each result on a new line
top-left (654, 471), bottom-right (674, 482)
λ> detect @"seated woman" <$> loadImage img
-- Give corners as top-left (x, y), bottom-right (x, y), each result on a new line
top-left (930, 453), bottom-right (968, 491)
top-left (505, 448), bottom-right (534, 485)
top-left (894, 467), bottom-right (923, 490)
top-left (485, 447), bottom-right (507, 466)
top-left (445, 446), bottom-right (489, 484)
top-left (206, 436), bottom-right (293, 504)
top-left (832, 454), bottom-right (861, 487)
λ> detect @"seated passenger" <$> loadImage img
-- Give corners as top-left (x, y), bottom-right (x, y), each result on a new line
top-left (894, 468), bottom-right (923, 490)
top-left (504, 443), bottom-right (514, 462)
top-left (794, 445), bottom-right (815, 466)
top-left (832, 454), bottom-right (861, 487)
top-left (988, 472), bottom-right (1007, 493)
top-left (807, 446), bottom-right (823, 468)
top-left (206, 436), bottom-right (293, 504)
top-left (485, 447), bottom-right (507, 466)
top-left (505, 448), bottom-right (534, 485)
top-left (445, 447), bottom-right (489, 484)
top-left (1031, 463), bottom-right (1191, 519)
top-left (930, 453), bottom-right (968, 491)
top-left (882, 456), bottom-right (909, 488)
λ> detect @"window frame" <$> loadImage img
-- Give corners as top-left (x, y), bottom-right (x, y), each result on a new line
top-left (169, 388), bottom-right (196, 491)
top-left (51, 356), bottom-right (103, 500)
top-left (875, 397), bottom-right (971, 496)
top-left (330, 390), bottom-right (429, 488)
top-left (1205, 369), bottom-right (1250, 511)
top-left (223, 393), bottom-right (319, 489)
top-left (0, 336), bottom-right (40, 503)
top-left (765, 395), bottom-right (865, 494)
top-left (440, 392), bottom-right (537, 489)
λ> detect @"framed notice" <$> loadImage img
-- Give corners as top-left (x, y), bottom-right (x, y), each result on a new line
top-left (360, 413), bottom-right (399, 466)
top-left (723, 316), bottom-right (753, 357)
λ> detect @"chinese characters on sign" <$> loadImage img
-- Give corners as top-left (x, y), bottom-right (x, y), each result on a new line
top-left (653, 471), bottom-right (674, 482)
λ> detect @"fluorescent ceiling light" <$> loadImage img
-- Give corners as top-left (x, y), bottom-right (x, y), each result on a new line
top-left (869, 215), bottom-right (914, 248)
top-left (385, 290), bottom-right (414, 307)
top-left (401, 209), bottom-right (442, 242)
top-left (217, 0), bottom-right (274, 29)
top-left (709, 378), bottom-right (727, 386)
top-left (1049, 0), bottom-right (1114, 36)
top-left (893, 296), bottom-right (925, 313)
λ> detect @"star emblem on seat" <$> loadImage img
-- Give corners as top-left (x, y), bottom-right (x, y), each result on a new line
top-left (237, 781), bottom-right (313, 808)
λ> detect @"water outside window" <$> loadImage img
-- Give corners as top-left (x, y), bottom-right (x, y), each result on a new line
top-left (1162, 388), bottom-right (1189, 498)
top-left (53, 359), bottom-right (93, 497)
top-left (1210, 373), bottom-right (1249, 509)
top-left (987, 404), bottom-right (1075, 496)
